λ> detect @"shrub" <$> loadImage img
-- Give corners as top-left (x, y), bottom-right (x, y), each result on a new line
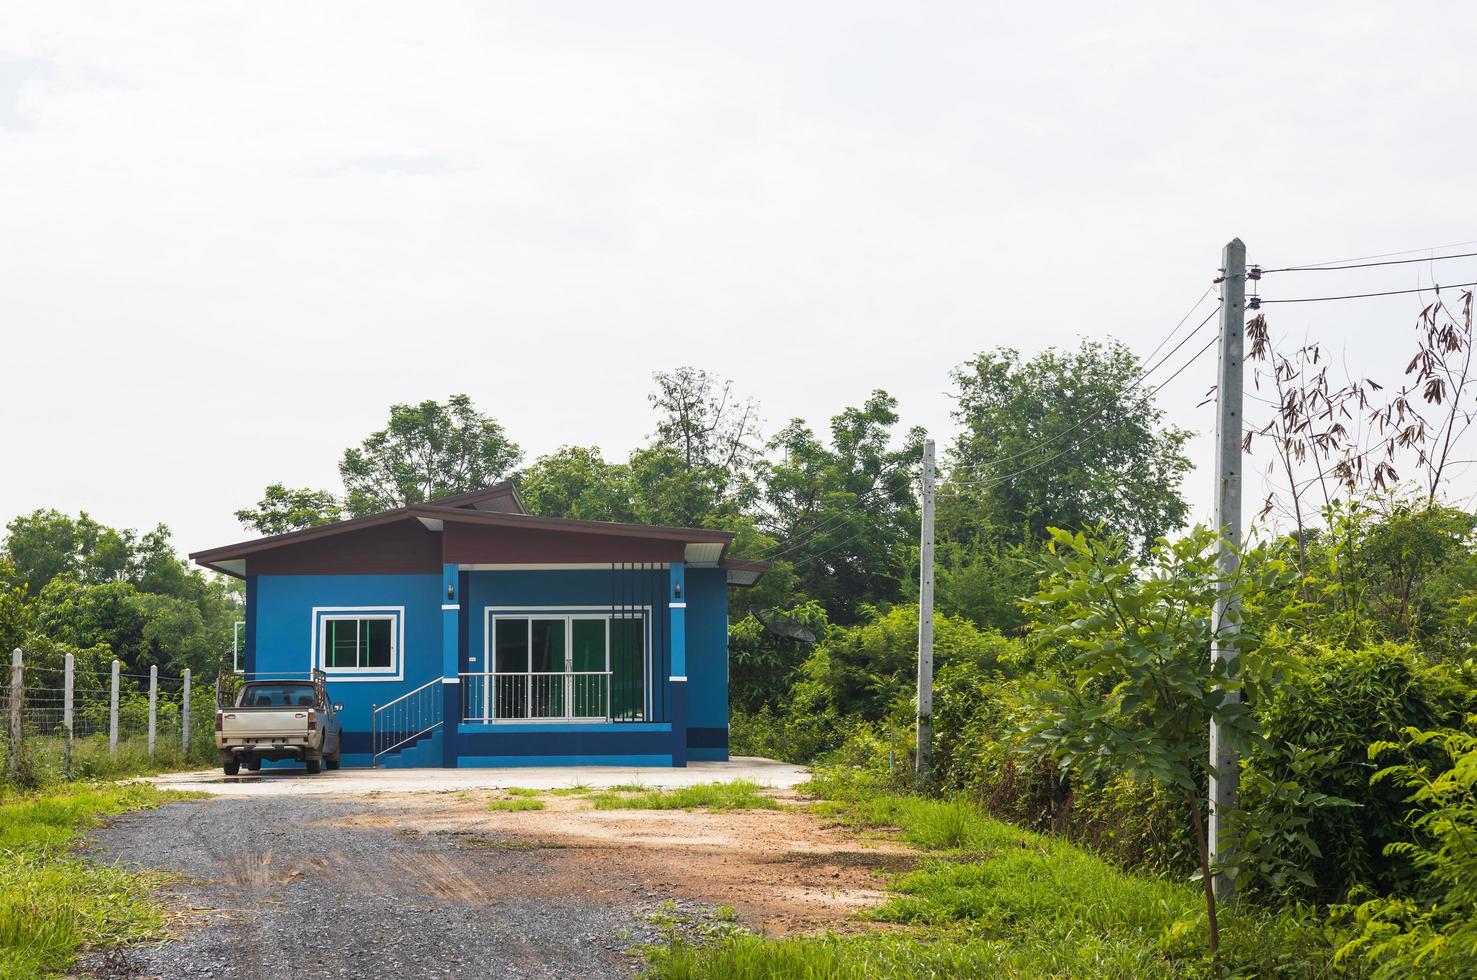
top-left (1335, 720), bottom-right (1477, 979)
top-left (1245, 642), bottom-right (1475, 902)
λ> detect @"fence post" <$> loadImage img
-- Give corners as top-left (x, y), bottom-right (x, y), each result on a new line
top-left (182, 668), bottom-right (191, 758)
top-left (7, 649), bottom-right (22, 781)
top-left (148, 665), bottom-right (158, 759)
top-left (63, 652), bottom-right (74, 780)
top-left (110, 660), bottom-right (120, 757)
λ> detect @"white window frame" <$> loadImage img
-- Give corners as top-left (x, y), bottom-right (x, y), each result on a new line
top-left (481, 606), bottom-right (650, 723)
top-left (310, 606), bottom-right (405, 681)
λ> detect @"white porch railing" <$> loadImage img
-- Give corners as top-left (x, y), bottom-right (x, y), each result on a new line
top-left (459, 671), bottom-right (614, 723)
top-left (371, 677), bottom-right (443, 767)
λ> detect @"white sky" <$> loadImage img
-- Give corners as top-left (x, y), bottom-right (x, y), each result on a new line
top-left (3, 2), bottom-right (1477, 555)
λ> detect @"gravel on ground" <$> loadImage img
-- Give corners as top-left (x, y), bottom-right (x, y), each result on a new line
top-left (77, 795), bottom-right (713, 979)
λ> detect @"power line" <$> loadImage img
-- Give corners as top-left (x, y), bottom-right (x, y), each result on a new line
top-left (944, 329), bottom-right (1221, 494)
top-left (1260, 280), bottom-right (1477, 304)
top-left (1259, 250), bottom-right (1477, 275)
top-left (758, 457), bottom-right (917, 561)
top-left (1260, 239), bottom-right (1477, 272)
top-left (947, 302), bottom-right (1221, 486)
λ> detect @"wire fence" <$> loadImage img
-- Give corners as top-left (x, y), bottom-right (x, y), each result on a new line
top-left (3, 649), bottom-right (221, 784)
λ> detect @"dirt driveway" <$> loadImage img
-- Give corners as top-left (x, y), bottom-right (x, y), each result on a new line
top-left (82, 781), bottom-right (914, 979)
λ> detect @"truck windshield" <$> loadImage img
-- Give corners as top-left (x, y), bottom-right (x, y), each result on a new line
top-left (240, 683), bottom-right (317, 708)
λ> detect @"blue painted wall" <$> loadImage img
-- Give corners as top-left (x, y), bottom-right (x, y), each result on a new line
top-left (685, 568), bottom-right (730, 761)
top-left (247, 565), bottom-right (732, 767)
top-left (251, 572), bottom-right (442, 764)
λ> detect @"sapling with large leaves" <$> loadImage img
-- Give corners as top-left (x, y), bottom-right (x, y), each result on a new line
top-left (1023, 525), bottom-right (1301, 956)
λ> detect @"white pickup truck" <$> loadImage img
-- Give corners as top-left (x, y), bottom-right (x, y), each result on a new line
top-left (216, 672), bottom-right (344, 775)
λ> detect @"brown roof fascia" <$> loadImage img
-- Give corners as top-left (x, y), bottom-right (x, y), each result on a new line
top-left (413, 504), bottom-right (734, 544)
top-left (189, 509), bottom-right (421, 565)
top-left (426, 483), bottom-right (525, 513)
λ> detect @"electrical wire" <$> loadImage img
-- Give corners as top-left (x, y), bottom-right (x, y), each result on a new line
top-left (1259, 250), bottom-right (1477, 274)
top-left (758, 457), bottom-right (917, 561)
top-left (1258, 239), bottom-right (1477, 272)
top-left (1259, 281), bottom-right (1477, 304)
top-left (946, 302), bottom-right (1221, 486)
top-left (943, 329), bottom-right (1221, 495)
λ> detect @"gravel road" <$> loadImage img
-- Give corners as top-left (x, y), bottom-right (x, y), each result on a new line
top-left (81, 795), bottom-right (690, 979)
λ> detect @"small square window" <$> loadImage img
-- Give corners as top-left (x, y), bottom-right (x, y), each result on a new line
top-left (318, 613), bottom-right (398, 674)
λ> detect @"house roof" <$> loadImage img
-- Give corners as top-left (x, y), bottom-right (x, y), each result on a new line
top-left (191, 485), bottom-right (768, 585)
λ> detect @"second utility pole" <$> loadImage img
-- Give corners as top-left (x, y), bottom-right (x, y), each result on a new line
top-left (916, 437), bottom-right (936, 787)
top-left (1209, 237), bottom-right (1246, 900)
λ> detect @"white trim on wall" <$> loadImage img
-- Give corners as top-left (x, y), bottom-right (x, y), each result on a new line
top-left (308, 606), bottom-right (406, 682)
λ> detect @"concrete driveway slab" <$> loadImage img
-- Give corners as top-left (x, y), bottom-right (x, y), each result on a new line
top-left (143, 755), bottom-right (809, 796)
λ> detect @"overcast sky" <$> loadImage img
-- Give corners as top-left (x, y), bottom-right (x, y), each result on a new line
top-left (4, 3), bottom-right (1477, 556)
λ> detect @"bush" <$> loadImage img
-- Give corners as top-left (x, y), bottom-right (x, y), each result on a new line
top-left (1334, 720), bottom-right (1477, 978)
top-left (1245, 642), bottom-right (1475, 902)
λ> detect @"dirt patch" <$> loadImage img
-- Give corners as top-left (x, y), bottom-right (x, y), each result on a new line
top-left (321, 788), bottom-right (915, 937)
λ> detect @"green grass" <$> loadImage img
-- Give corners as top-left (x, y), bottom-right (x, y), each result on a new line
top-left (487, 797), bottom-right (545, 812)
top-left (9, 734), bottom-right (217, 788)
top-left (644, 770), bottom-right (1346, 979)
top-left (0, 783), bottom-right (189, 979)
top-left (590, 780), bottom-right (782, 811)
top-left (548, 782), bottom-right (592, 797)
top-left (504, 787), bottom-right (544, 798)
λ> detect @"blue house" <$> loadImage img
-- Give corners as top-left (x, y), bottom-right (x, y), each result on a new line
top-left (191, 486), bottom-right (767, 768)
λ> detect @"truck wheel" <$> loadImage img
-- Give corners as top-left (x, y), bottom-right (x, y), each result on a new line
top-left (326, 755), bottom-right (341, 771)
top-left (247, 758), bottom-right (262, 772)
top-left (223, 760), bottom-right (240, 776)
top-left (305, 757), bottom-right (321, 774)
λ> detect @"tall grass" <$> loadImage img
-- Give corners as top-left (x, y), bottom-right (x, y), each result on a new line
top-left (0, 784), bottom-right (183, 978)
top-left (645, 769), bottom-right (1349, 979)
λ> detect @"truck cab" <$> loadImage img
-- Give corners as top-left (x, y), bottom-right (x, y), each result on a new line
top-left (216, 671), bottom-right (343, 775)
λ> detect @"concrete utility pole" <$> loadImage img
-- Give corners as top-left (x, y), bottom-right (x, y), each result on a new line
top-left (148, 664), bottom-right (158, 759)
top-left (182, 668), bottom-right (192, 758)
top-left (916, 438), bottom-right (936, 786)
top-left (1209, 237), bottom-right (1246, 900)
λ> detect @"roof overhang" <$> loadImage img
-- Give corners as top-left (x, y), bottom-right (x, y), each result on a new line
top-left (188, 487), bottom-right (764, 585)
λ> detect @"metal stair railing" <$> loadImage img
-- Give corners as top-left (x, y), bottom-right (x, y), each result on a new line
top-left (371, 677), bottom-right (443, 768)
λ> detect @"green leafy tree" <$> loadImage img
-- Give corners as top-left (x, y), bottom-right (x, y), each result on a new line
top-left (514, 446), bottom-right (633, 522)
top-left (339, 394), bottom-right (522, 517)
top-left (756, 391), bottom-right (922, 621)
top-left (4, 509), bottom-right (135, 595)
top-left (643, 368), bottom-right (762, 525)
top-left (1024, 526), bottom-right (1300, 955)
top-left (946, 341), bottom-right (1192, 556)
top-left (234, 484), bottom-right (345, 535)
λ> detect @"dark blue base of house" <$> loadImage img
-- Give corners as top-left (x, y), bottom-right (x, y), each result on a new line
top-left (331, 725), bottom-right (727, 770)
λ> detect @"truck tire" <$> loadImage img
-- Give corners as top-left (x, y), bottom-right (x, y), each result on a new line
top-left (223, 760), bottom-right (240, 776)
top-left (326, 754), bottom-right (341, 771)
top-left (305, 757), bottom-right (321, 774)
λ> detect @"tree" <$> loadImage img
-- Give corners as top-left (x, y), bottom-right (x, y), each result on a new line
top-left (514, 447), bottom-right (633, 522)
top-left (1024, 527), bottom-right (1300, 956)
top-left (339, 394), bottom-right (522, 517)
top-left (756, 391), bottom-right (922, 621)
top-left (645, 368), bottom-right (762, 524)
top-left (946, 341), bottom-right (1192, 556)
top-left (3, 509), bottom-right (133, 595)
top-left (235, 484), bottom-right (345, 535)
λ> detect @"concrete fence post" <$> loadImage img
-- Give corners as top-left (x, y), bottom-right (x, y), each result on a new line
top-left (63, 652), bottom-right (74, 780)
top-left (148, 665), bottom-right (158, 759)
top-left (109, 660), bottom-right (120, 757)
top-left (182, 668), bottom-right (191, 758)
top-left (7, 649), bottom-right (22, 781)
